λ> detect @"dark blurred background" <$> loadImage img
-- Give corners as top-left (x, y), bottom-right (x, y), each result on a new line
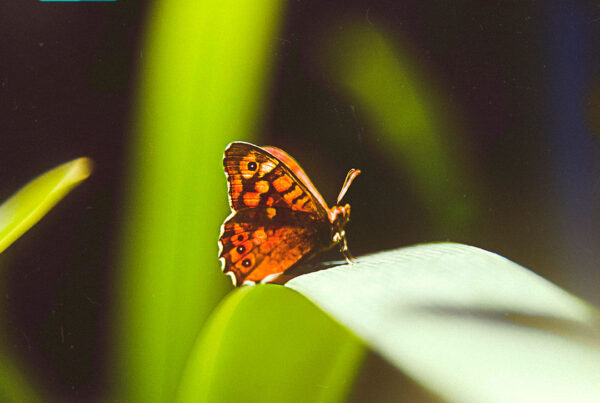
top-left (1, 1), bottom-right (599, 400)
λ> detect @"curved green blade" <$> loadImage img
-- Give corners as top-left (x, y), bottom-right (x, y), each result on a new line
top-left (288, 243), bottom-right (600, 403)
top-left (177, 285), bottom-right (365, 403)
top-left (114, 0), bottom-right (284, 401)
top-left (0, 157), bottom-right (92, 254)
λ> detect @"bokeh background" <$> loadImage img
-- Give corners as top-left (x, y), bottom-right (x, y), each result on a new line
top-left (1, 1), bottom-right (599, 401)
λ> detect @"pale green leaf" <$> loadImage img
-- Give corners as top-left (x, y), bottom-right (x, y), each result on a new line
top-left (288, 243), bottom-right (600, 403)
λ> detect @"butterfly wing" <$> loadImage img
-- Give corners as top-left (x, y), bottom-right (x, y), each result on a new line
top-left (218, 208), bottom-right (327, 285)
top-left (223, 142), bottom-right (329, 219)
top-left (262, 145), bottom-right (330, 211)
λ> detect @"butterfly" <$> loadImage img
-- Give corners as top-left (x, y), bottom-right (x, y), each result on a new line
top-left (218, 141), bottom-right (361, 286)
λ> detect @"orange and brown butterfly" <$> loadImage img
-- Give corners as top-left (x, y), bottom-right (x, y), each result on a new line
top-left (218, 141), bottom-right (361, 286)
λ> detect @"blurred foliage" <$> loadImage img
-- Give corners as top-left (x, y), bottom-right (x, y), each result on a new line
top-left (0, 158), bottom-right (92, 402)
top-left (177, 285), bottom-right (364, 403)
top-left (322, 24), bottom-right (479, 234)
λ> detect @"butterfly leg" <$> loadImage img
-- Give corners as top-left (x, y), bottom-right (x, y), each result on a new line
top-left (340, 233), bottom-right (357, 264)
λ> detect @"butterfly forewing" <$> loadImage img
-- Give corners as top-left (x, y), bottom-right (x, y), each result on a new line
top-left (223, 142), bottom-right (329, 218)
top-left (262, 145), bottom-right (330, 211)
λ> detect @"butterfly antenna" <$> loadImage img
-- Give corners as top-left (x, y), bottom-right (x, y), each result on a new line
top-left (337, 169), bottom-right (361, 205)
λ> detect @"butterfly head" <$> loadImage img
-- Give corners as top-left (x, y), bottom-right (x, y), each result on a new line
top-left (330, 203), bottom-right (354, 263)
top-left (329, 169), bottom-right (361, 263)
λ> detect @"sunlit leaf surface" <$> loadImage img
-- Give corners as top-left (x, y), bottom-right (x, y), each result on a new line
top-left (288, 243), bottom-right (600, 403)
top-left (0, 157), bottom-right (92, 255)
top-left (177, 285), bottom-right (364, 403)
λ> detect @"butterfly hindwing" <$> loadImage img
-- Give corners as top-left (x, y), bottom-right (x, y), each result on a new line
top-left (218, 208), bottom-right (325, 285)
top-left (223, 142), bottom-right (328, 218)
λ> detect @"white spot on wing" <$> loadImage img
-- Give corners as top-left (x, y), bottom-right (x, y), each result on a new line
top-left (259, 161), bottom-right (276, 177)
top-left (225, 271), bottom-right (237, 287)
top-left (260, 272), bottom-right (283, 284)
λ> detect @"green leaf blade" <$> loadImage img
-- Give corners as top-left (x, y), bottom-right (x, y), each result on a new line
top-left (287, 243), bottom-right (600, 403)
top-left (114, 0), bottom-right (284, 401)
top-left (0, 157), bottom-right (92, 254)
top-left (177, 285), bottom-right (365, 403)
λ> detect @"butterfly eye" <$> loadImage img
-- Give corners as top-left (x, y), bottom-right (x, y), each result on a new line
top-left (247, 161), bottom-right (258, 171)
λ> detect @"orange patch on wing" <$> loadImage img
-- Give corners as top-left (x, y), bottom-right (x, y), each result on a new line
top-left (273, 175), bottom-right (293, 192)
top-left (243, 192), bottom-right (260, 207)
top-left (253, 229), bottom-right (267, 242)
top-left (231, 181), bottom-right (243, 195)
top-left (266, 197), bottom-right (274, 207)
top-left (283, 186), bottom-right (302, 203)
top-left (293, 195), bottom-right (309, 209)
top-left (266, 208), bottom-right (276, 219)
top-left (255, 180), bottom-right (269, 193)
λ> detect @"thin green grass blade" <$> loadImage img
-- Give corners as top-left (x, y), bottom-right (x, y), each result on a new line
top-left (0, 158), bottom-right (92, 254)
top-left (0, 157), bottom-right (91, 402)
top-left (177, 285), bottom-right (365, 403)
top-left (115, 1), bottom-right (283, 401)
top-left (288, 243), bottom-right (600, 403)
